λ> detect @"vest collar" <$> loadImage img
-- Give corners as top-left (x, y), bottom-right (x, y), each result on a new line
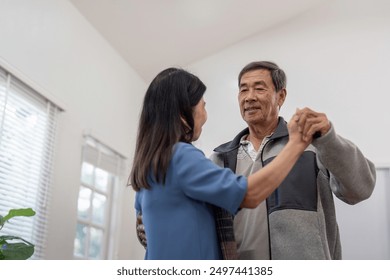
top-left (214, 117), bottom-right (288, 153)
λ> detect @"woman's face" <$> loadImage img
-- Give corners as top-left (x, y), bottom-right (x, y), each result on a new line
top-left (192, 97), bottom-right (207, 141)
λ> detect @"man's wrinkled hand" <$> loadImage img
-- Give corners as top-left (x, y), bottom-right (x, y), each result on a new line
top-left (294, 107), bottom-right (331, 141)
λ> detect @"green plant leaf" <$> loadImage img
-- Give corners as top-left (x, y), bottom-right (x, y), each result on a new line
top-left (0, 208), bottom-right (36, 260)
top-left (1, 208), bottom-right (36, 224)
top-left (0, 235), bottom-right (34, 246)
top-left (0, 241), bottom-right (34, 260)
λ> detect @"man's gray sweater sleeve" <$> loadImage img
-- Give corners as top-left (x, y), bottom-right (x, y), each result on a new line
top-left (313, 123), bottom-right (376, 205)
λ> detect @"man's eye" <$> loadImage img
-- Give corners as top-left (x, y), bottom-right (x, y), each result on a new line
top-left (256, 88), bottom-right (264, 91)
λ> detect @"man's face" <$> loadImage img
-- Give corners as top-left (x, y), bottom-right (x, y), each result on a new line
top-left (238, 69), bottom-right (285, 127)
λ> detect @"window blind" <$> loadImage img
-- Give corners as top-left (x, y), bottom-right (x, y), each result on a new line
top-left (0, 66), bottom-right (59, 259)
top-left (82, 137), bottom-right (126, 177)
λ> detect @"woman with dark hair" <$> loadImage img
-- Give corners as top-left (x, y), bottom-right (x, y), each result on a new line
top-left (130, 67), bottom-right (311, 260)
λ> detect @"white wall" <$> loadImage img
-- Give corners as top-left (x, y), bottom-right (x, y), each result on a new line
top-left (189, 0), bottom-right (390, 259)
top-left (191, 0), bottom-right (390, 162)
top-left (1, 0), bottom-right (389, 260)
top-left (0, 0), bottom-right (145, 259)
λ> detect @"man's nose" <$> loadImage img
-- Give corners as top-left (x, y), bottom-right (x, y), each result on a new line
top-left (245, 88), bottom-right (256, 102)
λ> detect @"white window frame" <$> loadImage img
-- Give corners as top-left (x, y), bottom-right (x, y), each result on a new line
top-left (73, 136), bottom-right (126, 260)
top-left (335, 165), bottom-right (390, 259)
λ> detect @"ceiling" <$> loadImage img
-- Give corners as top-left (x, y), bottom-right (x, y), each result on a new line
top-left (70, 0), bottom-right (325, 82)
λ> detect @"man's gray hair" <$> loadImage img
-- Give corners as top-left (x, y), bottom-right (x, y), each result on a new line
top-left (238, 61), bottom-right (287, 92)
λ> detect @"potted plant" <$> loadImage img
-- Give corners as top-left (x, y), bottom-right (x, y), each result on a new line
top-left (0, 208), bottom-right (36, 260)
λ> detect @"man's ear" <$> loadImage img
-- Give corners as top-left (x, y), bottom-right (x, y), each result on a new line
top-left (278, 88), bottom-right (287, 109)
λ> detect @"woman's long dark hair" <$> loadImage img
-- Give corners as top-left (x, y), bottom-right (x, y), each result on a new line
top-left (129, 68), bottom-right (206, 191)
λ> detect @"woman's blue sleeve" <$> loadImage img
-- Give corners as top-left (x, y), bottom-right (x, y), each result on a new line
top-left (134, 191), bottom-right (142, 215)
top-left (172, 143), bottom-right (247, 215)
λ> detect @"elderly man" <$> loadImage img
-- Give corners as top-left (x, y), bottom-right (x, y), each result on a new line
top-left (210, 61), bottom-right (376, 260)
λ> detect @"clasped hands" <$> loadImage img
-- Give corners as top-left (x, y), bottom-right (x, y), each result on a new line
top-left (290, 107), bottom-right (331, 142)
